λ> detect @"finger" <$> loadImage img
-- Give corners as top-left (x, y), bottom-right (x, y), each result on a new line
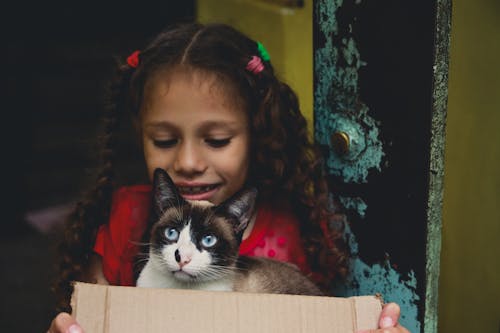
top-left (379, 302), bottom-right (401, 328)
top-left (49, 313), bottom-right (83, 333)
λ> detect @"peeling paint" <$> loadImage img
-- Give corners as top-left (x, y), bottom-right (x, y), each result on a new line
top-left (339, 196), bottom-right (367, 218)
top-left (315, 0), bottom-right (422, 331)
top-left (314, 0), bottom-right (384, 184)
top-left (333, 225), bottom-right (421, 333)
top-left (424, 1), bottom-right (451, 332)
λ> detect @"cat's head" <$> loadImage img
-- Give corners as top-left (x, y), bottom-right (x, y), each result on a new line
top-left (148, 168), bottom-right (257, 282)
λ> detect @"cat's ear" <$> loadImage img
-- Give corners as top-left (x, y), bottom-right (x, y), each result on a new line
top-left (217, 188), bottom-right (258, 236)
top-left (152, 168), bottom-right (185, 217)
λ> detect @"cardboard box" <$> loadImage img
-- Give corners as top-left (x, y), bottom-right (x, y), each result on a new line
top-left (71, 282), bottom-right (382, 333)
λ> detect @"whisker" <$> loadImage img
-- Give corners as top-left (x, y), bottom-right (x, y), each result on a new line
top-left (129, 240), bottom-right (153, 247)
top-left (135, 253), bottom-right (152, 260)
top-left (135, 258), bottom-right (152, 265)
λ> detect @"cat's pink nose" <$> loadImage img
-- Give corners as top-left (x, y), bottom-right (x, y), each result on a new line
top-left (178, 258), bottom-right (191, 268)
top-left (175, 249), bottom-right (192, 268)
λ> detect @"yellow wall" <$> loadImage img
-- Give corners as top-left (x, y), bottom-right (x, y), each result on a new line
top-left (439, 0), bottom-right (500, 332)
top-left (197, 0), bottom-right (313, 133)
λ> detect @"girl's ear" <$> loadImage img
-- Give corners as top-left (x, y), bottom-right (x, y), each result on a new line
top-left (152, 168), bottom-right (185, 217)
top-left (217, 188), bottom-right (258, 237)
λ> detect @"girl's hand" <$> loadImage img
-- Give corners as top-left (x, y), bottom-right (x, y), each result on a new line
top-left (358, 302), bottom-right (410, 333)
top-left (47, 312), bottom-right (83, 333)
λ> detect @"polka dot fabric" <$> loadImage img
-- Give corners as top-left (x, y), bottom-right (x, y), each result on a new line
top-left (239, 203), bottom-right (309, 273)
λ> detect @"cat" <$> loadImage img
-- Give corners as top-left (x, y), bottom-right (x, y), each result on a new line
top-left (136, 168), bottom-right (323, 296)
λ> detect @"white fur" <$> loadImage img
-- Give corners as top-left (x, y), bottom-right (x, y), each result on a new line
top-left (136, 222), bottom-right (234, 292)
top-left (137, 260), bottom-right (233, 291)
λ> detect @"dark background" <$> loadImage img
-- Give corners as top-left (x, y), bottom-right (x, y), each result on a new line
top-left (353, 1), bottom-right (435, 326)
top-left (4, 2), bottom-right (194, 331)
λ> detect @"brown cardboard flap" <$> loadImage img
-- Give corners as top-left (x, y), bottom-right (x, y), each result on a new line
top-left (71, 282), bottom-right (382, 333)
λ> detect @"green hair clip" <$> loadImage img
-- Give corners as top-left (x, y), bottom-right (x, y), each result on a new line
top-left (257, 42), bottom-right (270, 62)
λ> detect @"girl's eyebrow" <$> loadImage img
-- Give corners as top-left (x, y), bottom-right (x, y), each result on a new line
top-left (143, 121), bottom-right (177, 131)
top-left (144, 120), bottom-right (241, 132)
top-left (197, 120), bottom-right (241, 132)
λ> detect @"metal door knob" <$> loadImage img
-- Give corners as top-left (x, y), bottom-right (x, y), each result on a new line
top-left (331, 131), bottom-right (350, 156)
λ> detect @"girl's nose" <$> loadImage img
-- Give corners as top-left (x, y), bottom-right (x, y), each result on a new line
top-left (173, 141), bottom-right (207, 175)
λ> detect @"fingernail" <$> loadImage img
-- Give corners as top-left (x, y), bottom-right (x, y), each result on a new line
top-left (380, 316), bottom-right (394, 328)
top-left (68, 324), bottom-right (83, 333)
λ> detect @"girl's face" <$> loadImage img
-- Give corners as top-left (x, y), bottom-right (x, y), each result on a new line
top-left (140, 69), bottom-right (250, 205)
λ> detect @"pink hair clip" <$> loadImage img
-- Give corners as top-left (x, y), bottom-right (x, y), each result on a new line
top-left (127, 50), bottom-right (140, 68)
top-left (246, 56), bottom-right (264, 74)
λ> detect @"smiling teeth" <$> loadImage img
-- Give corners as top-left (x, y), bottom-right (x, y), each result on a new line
top-left (178, 185), bottom-right (217, 194)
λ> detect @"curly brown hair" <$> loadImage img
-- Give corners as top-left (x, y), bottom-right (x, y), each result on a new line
top-left (54, 22), bottom-right (349, 312)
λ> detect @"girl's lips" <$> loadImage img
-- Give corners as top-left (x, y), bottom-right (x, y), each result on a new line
top-left (176, 184), bottom-right (220, 201)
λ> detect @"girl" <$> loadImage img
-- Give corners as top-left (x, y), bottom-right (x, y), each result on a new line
top-left (48, 22), bottom-right (408, 333)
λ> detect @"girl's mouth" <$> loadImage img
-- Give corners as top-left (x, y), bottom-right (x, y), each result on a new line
top-left (177, 184), bottom-right (218, 194)
top-left (177, 184), bottom-right (220, 201)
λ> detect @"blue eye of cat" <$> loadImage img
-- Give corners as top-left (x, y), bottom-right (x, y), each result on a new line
top-left (201, 235), bottom-right (217, 248)
top-left (165, 227), bottom-right (179, 241)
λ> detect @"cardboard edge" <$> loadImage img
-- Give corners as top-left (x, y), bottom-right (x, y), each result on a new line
top-left (353, 295), bottom-right (384, 331)
top-left (104, 283), bottom-right (110, 333)
top-left (70, 281), bottom-right (79, 318)
top-left (71, 282), bottom-right (108, 333)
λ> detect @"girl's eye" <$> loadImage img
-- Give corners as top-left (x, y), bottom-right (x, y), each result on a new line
top-left (205, 138), bottom-right (231, 148)
top-left (201, 234), bottom-right (218, 248)
top-left (165, 227), bottom-right (179, 241)
top-left (154, 139), bottom-right (178, 148)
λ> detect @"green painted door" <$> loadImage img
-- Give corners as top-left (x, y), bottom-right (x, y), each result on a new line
top-left (313, 1), bottom-right (451, 332)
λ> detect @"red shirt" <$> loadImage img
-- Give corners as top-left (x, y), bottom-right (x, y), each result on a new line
top-left (93, 185), bottom-right (310, 286)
